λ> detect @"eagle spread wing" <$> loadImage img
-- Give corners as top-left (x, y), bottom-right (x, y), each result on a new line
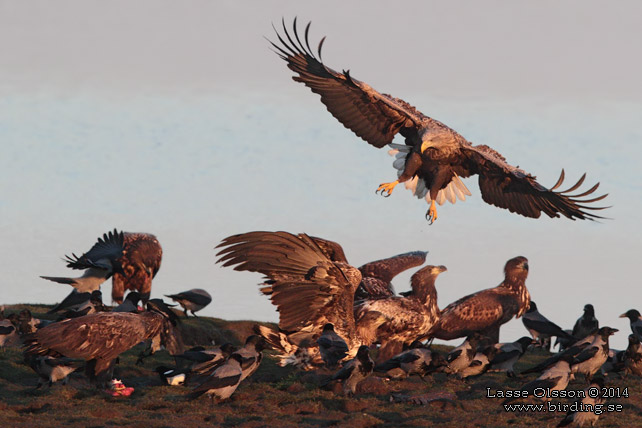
top-left (270, 19), bottom-right (425, 148)
top-left (216, 231), bottom-right (360, 334)
top-left (358, 251), bottom-right (428, 284)
top-left (460, 145), bottom-right (608, 220)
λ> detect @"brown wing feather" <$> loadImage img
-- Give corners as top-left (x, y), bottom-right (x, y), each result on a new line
top-left (358, 251), bottom-right (428, 284)
top-left (309, 236), bottom-right (348, 263)
top-left (270, 19), bottom-right (425, 148)
top-left (25, 312), bottom-right (162, 362)
top-left (216, 232), bottom-right (359, 336)
top-left (460, 145), bottom-right (608, 220)
top-left (433, 289), bottom-right (508, 339)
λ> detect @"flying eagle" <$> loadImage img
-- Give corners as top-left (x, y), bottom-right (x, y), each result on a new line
top-left (427, 256), bottom-right (531, 343)
top-left (24, 299), bottom-right (183, 382)
top-left (354, 265), bottom-right (446, 361)
top-left (270, 19), bottom-right (608, 223)
top-left (41, 228), bottom-right (163, 303)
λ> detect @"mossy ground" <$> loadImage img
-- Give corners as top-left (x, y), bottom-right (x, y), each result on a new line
top-left (1, 304), bottom-right (640, 427)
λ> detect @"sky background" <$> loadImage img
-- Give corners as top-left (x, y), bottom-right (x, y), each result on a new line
top-left (1, 1), bottom-right (640, 348)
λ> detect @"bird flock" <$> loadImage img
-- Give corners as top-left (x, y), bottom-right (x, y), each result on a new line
top-left (1, 16), bottom-right (622, 427)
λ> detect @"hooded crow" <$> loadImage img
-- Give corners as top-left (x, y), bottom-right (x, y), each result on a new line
top-left (522, 332), bottom-right (597, 376)
top-left (427, 257), bottom-right (531, 343)
top-left (571, 327), bottom-right (618, 381)
top-left (355, 265), bottom-right (445, 362)
top-left (233, 335), bottom-right (265, 382)
top-left (188, 353), bottom-right (244, 402)
top-left (41, 229), bottom-right (162, 304)
top-left (572, 304), bottom-right (599, 342)
top-left (25, 355), bottom-right (83, 388)
top-left (504, 353), bottom-right (574, 404)
top-left (59, 290), bottom-right (108, 320)
top-left (620, 309), bottom-right (642, 341)
top-left (554, 329), bottom-right (577, 352)
top-left (0, 313), bottom-right (20, 348)
top-left (374, 341), bottom-right (447, 379)
top-left (445, 333), bottom-right (483, 375)
top-left (48, 289), bottom-right (97, 314)
top-left (330, 345), bottom-right (374, 396)
top-left (175, 343), bottom-right (238, 376)
top-left (488, 336), bottom-right (533, 377)
top-left (165, 289), bottom-right (212, 317)
top-left (317, 323), bottom-right (349, 368)
top-left (458, 345), bottom-right (498, 379)
top-left (600, 348), bottom-right (625, 376)
top-left (623, 334), bottom-right (642, 377)
top-left (354, 251), bottom-right (428, 301)
top-left (24, 299), bottom-right (182, 383)
top-left (557, 377), bottom-right (606, 427)
top-left (112, 291), bottom-right (142, 313)
top-left (522, 301), bottom-right (576, 351)
top-left (155, 365), bottom-right (189, 386)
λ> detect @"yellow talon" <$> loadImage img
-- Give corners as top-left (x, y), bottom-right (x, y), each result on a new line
top-left (426, 200), bottom-right (438, 224)
top-left (376, 180), bottom-right (399, 197)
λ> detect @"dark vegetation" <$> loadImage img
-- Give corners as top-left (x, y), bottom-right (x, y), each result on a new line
top-left (2, 304), bottom-right (641, 428)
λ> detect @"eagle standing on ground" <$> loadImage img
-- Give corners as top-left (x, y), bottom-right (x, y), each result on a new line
top-left (427, 256), bottom-right (531, 343)
top-left (216, 231), bottom-right (427, 368)
top-left (216, 231), bottom-right (364, 367)
top-left (41, 229), bottom-right (162, 303)
top-left (354, 265), bottom-right (446, 361)
top-left (270, 19), bottom-right (608, 223)
top-left (24, 299), bottom-right (183, 382)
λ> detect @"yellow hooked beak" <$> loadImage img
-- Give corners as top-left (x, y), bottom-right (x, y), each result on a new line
top-left (421, 140), bottom-right (433, 153)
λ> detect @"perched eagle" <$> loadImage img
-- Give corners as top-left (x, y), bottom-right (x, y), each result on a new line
top-left (270, 19), bottom-right (608, 223)
top-left (24, 299), bottom-right (182, 382)
top-left (427, 256), bottom-right (531, 343)
top-left (41, 228), bottom-right (162, 303)
top-left (354, 265), bottom-right (446, 361)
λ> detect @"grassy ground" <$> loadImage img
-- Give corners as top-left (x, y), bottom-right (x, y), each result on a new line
top-left (1, 304), bottom-right (641, 428)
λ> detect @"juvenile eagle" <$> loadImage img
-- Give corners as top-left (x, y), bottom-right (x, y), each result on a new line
top-left (41, 228), bottom-right (162, 303)
top-left (271, 19), bottom-right (608, 223)
top-left (24, 299), bottom-right (182, 382)
top-left (216, 231), bottom-right (364, 365)
top-left (427, 256), bottom-right (531, 342)
top-left (354, 265), bottom-right (446, 361)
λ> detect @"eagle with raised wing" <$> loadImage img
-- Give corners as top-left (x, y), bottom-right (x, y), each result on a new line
top-left (270, 19), bottom-right (608, 223)
top-left (216, 231), bottom-right (364, 367)
top-left (41, 228), bottom-right (162, 303)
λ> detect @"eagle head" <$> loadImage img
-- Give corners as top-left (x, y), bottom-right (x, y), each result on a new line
top-left (504, 256), bottom-right (529, 277)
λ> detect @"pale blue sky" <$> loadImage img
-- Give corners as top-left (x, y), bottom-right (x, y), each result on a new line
top-left (1, 1), bottom-right (640, 348)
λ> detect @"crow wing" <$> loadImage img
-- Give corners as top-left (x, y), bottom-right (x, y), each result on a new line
top-left (64, 229), bottom-right (125, 270)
